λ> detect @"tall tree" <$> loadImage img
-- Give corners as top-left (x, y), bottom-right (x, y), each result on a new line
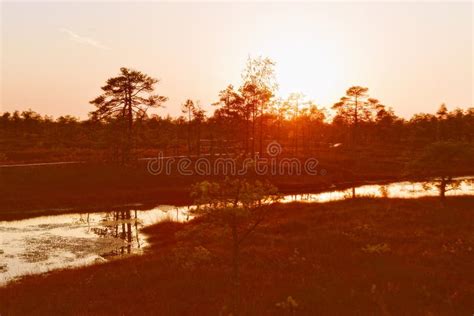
top-left (214, 85), bottom-right (247, 152)
top-left (182, 99), bottom-right (195, 155)
top-left (191, 178), bottom-right (278, 315)
top-left (270, 97), bottom-right (290, 144)
top-left (192, 103), bottom-right (205, 156)
top-left (240, 82), bottom-right (260, 156)
top-left (240, 56), bottom-right (277, 157)
top-left (332, 86), bottom-right (378, 198)
top-left (436, 103), bottom-right (448, 141)
top-left (89, 67), bottom-right (167, 161)
top-left (285, 92), bottom-right (305, 155)
top-left (332, 86), bottom-right (376, 144)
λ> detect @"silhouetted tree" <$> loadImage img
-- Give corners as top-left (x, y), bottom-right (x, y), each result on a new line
top-left (89, 67), bottom-right (167, 162)
top-left (191, 178), bottom-right (278, 315)
top-left (285, 92), bottom-right (305, 155)
top-left (192, 103), bottom-right (205, 156)
top-left (240, 56), bottom-right (277, 157)
top-left (214, 85), bottom-right (247, 152)
top-left (182, 99), bottom-right (195, 155)
top-left (436, 103), bottom-right (448, 141)
top-left (269, 97), bottom-right (290, 144)
top-left (332, 87), bottom-right (385, 197)
top-left (333, 86), bottom-right (380, 143)
top-left (409, 142), bottom-right (473, 201)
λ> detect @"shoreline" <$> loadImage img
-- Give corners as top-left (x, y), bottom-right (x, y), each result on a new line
top-left (3, 175), bottom-right (473, 221)
top-left (0, 177), bottom-right (401, 221)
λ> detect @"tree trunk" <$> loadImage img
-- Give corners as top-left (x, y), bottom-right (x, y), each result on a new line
top-left (187, 110), bottom-right (192, 156)
top-left (303, 123), bottom-right (307, 154)
top-left (277, 116), bottom-right (281, 145)
top-left (121, 211), bottom-right (126, 239)
top-left (125, 84), bottom-right (133, 163)
top-left (439, 177), bottom-right (447, 201)
top-left (114, 211), bottom-right (119, 237)
top-left (196, 121), bottom-right (201, 157)
top-left (135, 210), bottom-right (140, 248)
top-left (294, 105), bottom-right (299, 156)
top-left (231, 217), bottom-right (240, 315)
top-left (210, 133), bottom-right (215, 158)
top-left (127, 110), bottom-right (132, 162)
top-left (354, 95), bottom-right (358, 145)
top-left (259, 102), bottom-right (264, 156)
top-left (245, 115), bottom-right (250, 155)
top-left (252, 108), bottom-right (256, 158)
top-left (126, 210), bottom-right (132, 253)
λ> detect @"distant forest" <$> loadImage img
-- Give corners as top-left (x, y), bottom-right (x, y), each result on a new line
top-left (1, 99), bottom-right (472, 163)
top-left (1, 60), bottom-right (473, 163)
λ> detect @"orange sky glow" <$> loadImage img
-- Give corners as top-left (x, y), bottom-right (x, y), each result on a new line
top-left (1, 1), bottom-right (472, 119)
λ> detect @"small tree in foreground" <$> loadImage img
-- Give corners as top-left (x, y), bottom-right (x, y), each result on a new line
top-left (191, 178), bottom-right (278, 315)
top-left (409, 142), bottom-right (473, 201)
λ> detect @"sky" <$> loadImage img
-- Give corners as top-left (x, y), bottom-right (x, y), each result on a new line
top-left (1, 1), bottom-right (472, 119)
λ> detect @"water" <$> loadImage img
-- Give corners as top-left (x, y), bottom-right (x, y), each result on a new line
top-left (280, 178), bottom-right (474, 203)
top-left (0, 206), bottom-right (190, 286)
top-left (1, 178), bottom-right (473, 285)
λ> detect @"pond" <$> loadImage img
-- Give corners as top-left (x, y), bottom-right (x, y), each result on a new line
top-left (1, 177), bottom-right (473, 285)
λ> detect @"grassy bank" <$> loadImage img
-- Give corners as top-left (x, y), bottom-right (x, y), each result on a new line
top-left (1, 197), bottom-right (473, 315)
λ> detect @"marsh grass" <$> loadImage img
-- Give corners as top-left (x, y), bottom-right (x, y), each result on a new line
top-left (1, 197), bottom-right (473, 315)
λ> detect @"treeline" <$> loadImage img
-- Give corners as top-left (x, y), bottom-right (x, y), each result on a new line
top-left (1, 58), bottom-right (473, 163)
top-left (1, 102), bottom-right (473, 162)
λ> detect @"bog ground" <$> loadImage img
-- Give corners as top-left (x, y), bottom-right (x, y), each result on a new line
top-left (1, 197), bottom-right (473, 315)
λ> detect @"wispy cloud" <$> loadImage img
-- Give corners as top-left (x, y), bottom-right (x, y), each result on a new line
top-left (60, 28), bottom-right (110, 50)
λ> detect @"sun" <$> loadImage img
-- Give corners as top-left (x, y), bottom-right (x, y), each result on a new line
top-left (258, 35), bottom-right (347, 108)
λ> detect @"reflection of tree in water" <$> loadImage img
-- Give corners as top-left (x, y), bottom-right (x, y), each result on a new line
top-left (91, 210), bottom-right (141, 257)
